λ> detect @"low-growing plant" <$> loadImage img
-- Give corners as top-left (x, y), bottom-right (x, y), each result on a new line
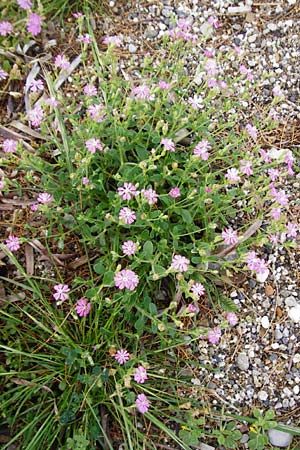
top-left (1, 11), bottom-right (298, 450)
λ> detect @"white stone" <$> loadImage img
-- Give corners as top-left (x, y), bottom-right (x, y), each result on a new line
top-left (288, 305), bottom-right (300, 323)
top-left (258, 390), bottom-right (268, 401)
top-left (293, 353), bottom-right (300, 364)
top-left (293, 385), bottom-right (299, 395)
top-left (261, 316), bottom-right (270, 329)
top-left (268, 429), bottom-right (293, 448)
top-left (256, 269), bottom-right (269, 283)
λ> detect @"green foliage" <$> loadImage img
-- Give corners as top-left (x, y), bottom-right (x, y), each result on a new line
top-left (248, 409), bottom-right (277, 450)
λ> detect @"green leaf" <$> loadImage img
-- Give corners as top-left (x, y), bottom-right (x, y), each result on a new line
top-left (178, 209), bottom-right (193, 224)
top-left (93, 261), bottom-right (105, 274)
top-left (103, 271), bottom-right (114, 286)
top-left (142, 241), bottom-right (153, 259)
top-left (149, 302), bottom-right (157, 315)
top-left (265, 409), bottom-right (275, 421)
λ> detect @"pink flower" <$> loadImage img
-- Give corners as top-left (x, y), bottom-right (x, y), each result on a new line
top-left (170, 255), bottom-right (190, 273)
top-left (45, 97), bottom-right (60, 107)
top-left (246, 251), bottom-right (268, 275)
top-left (136, 393), bottom-right (150, 414)
top-left (161, 138), bottom-right (175, 152)
top-left (193, 139), bottom-right (211, 160)
top-left (240, 160), bottom-right (253, 176)
top-left (0, 68), bottom-right (8, 80)
top-left (85, 138), bottom-right (103, 154)
top-left (118, 183), bottom-right (139, 201)
top-left (225, 168), bottom-right (241, 183)
top-left (274, 189), bottom-right (289, 207)
top-left (17, 0), bottom-right (32, 9)
top-left (222, 227), bottom-right (238, 245)
top-left (114, 269), bottom-right (139, 291)
top-left (0, 21), bottom-right (13, 36)
top-left (122, 240), bottom-right (137, 256)
top-left (30, 203), bottom-right (38, 211)
top-left (83, 84), bottom-right (97, 96)
top-left (87, 104), bottom-right (106, 122)
top-left (133, 85), bottom-right (151, 100)
top-left (158, 80), bottom-right (170, 90)
top-left (177, 18), bottom-right (192, 32)
top-left (29, 79), bottom-right (44, 92)
top-left (272, 85), bottom-right (284, 98)
top-left (245, 124), bottom-right (258, 140)
top-left (54, 54), bottom-right (70, 70)
top-left (119, 207), bottom-right (136, 224)
top-left (259, 148), bottom-right (271, 163)
top-left (82, 177), bottom-right (90, 185)
top-left (188, 94), bottom-right (202, 110)
top-left (142, 188), bottom-right (158, 205)
top-left (268, 168), bottom-right (280, 181)
top-left (2, 139), bottom-right (17, 153)
top-left (37, 192), bottom-right (53, 204)
top-left (5, 235), bottom-right (20, 251)
top-left (78, 34), bottom-right (92, 43)
top-left (227, 312), bottom-right (238, 326)
top-left (169, 187), bottom-right (180, 198)
top-left (207, 15), bottom-right (220, 29)
top-left (218, 80), bottom-right (227, 89)
top-left (114, 349), bottom-right (130, 364)
top-left (191, 282), bottom-right (205, 297)
top-left (134, 366), bottom-right (148, 383)
top-left (28, 105), bottom-right (44, 127)
top-left (103, 35), bottom-right (123, 47)
top-left (188, 304), bottom-right (196, 313)
top-left (27, 13), bottom-right (42, 36)
top-left (269, 234), bottom-right (279, 245)
top-left (286, 222), bottom-right (298, 239)
top-left (75, 298), bottom-right (91, 317)
top-left (270, 208), bottom-right (281, 221)
top-left (204, 59), bottom-right (218, 76)
top-left (53, 284), bottom-right (70, 302)
top-left (208, 328), bottom-right (221, 344)
top-left (207, 78), bottom-right (217, 88)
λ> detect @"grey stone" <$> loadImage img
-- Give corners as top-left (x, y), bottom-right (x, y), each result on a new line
top-left (236, 353), bottom-right (250, 371)
top-left (268, 428), bottom-right (293, 447)
top-left (128, 44), bottom-right (137, 53)
top-left (199, 444), bottom-right (215, 450)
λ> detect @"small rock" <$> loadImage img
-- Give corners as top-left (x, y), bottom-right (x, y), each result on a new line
top-left (268, 428), bottom-right (293, 448)
top-left (261, 316), bottom-right (270, 329)
top-left (285, 296), bottom-right (297, 307)
top-left (293, 385), bottom-right (299, 395)
top-left (236, 353), bottom-right (250, 371)
top-left (258, 390), bottom-right (268, 401)
top-left (199, 444), bottom-right (215, 450)
top-left (288, 305), bottom-right (300, 322)
top-left (128, 44), bottom-right (137, 53)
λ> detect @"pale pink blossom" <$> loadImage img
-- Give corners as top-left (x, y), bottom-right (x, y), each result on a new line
top-left (28, 105), bottom-right (44, 127)
top-left (204, 59), bottom-right (218, 76)
top-left (272, 85), bottom-right (284, 98)
top-left (27, 13), bottom-right (42, 36)
top-left (134, 366), bottom-right (148, 383)
top-left (54, 54), bottom-right (70, 70)
top-left (122, 240), bottom-right (137, 256)
top-left (207, 15), bottom-right (220, 28)
top-left (161, 138), bottom-right (175, 152)
top-left (118, 183), bottom-right (139, 201)
top-left (222, 227), bottom-right (238, 245)
top-left (53, 284), bottom-right (70, 302)
top-left (37, 192), bottom-right (53, 204)
top-left (207, 78), bottom-right (217, 88)
top-left (188, 304), bottom-right (196, 313)
top-left (240, 160), bottom-right (253, 176)
top-left (269, 234), bottom-right (279, 245)
top-left (0, 68), bottom-right (8, 80)
top-left (268, 168), bottom-right (280, 181)
top-left (45, 97), bottom-right (60, 107)
top-left (225, 168), bottom-right (241, 183)
top-left (29, 79), bottom-right (44, 92)
top-left (259, 148), bottom-right (271, 163)
top-left (246, 251), bottom-right (268, 275)
top-left (136, 393), bottom-right (150, 414)
top-left (114, 349), bottom-right (130, 364)
top-left (5, 235), bottom-right (20, 251)
top-left (17, 0), bottom-right (32, 9)
top-left (158, 80), bottom-right (170, 90)
top-left (286, 222), bottom-right (298, 239)
top-left (133, 85), bottom-right (151, 100)
top-left (119, 207), bottom-right (136, 224)
top-left (188, 94), bottom-right (202, 110)
top-left (191, 282), bottom-right (205, 297)
top-left (85, 138), bottom-right (103, 154)
top-left (87, 104), bottom-right (106, 122)
top-left (2, 139), bottom-right (17, 153)
top-left (103, 35), bottom-right (123, 47)
top-left (169, 187), bottom-right (180, 198)
top-left (270, 208), bottom-right (281, 221)
top-left (177, 18), bottom-right (192, 32)
top-left (78, 34), bottom-right (92, 43)
top-left (170, 255), bottom-right (190, 273)
top-left (82, 177), bottom-right (90, 185)
top-left (75, 298), bottom-right (91, 317)
top-left (193, 139), bottom-right (211, 160)
top-left (83, 84), bottom-right (97, 96)
top-left (31, 203), bottom-right (39, 211)
top-left (208, 328), bottom-right (221, 344)
top-left (274, 189), bottom-right (289, 207)
top-left (227, 312), bottom-right (238, 326)
top-left (0, 21), bottom-right (12, 36)
top-left (142, 188), bottom-right (158, 205)
top-left (114, 269), bottom-right (139, 291)
top-left (245, 124), bottom-right (258, 140)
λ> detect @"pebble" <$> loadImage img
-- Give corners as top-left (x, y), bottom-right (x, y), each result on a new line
top-left (288, 305), bottom-right (300, 322)
top-left (285, 296), bottom-right (297, 307)
top-left (128, 44), bottom-right (137, 53)
top-left (268, 428), bottom-right (293, 448)
top-left (258, 390), bottom-right (268, 401)
top-left (236, 353), bottom-right (250, 371)
top-left (261, 316), bottom-right (270, 329)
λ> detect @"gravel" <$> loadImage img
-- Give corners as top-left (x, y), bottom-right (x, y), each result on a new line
top-left (268, 428), bottom-right (293, 447)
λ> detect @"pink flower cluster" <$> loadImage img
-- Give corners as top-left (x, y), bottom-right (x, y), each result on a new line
top-left (247, 251), bottom-right (269, 282)
top-left (5, 235), bottom-right (20, 251)
top-left (0, 21), bottom-right (13, 36)
top-left (27, 13), bottom-right (42, 36)
top-left (2, 139), bottom-right (17, 153)
top-left (114, 269), bottom-right (139, 291)
top-left (170, 254), bottom-right (190, 273)
top-left (193, 139), bottom-right (211, 160)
